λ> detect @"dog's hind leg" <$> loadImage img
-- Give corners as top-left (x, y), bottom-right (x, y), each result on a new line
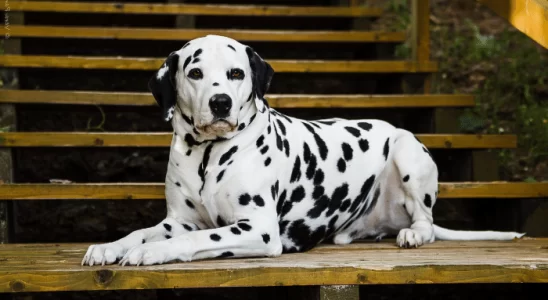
top-left (391, 129), bottom-right (438, 248)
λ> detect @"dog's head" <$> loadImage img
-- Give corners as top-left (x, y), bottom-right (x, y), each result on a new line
top-left (149, 35), bottom-right (274, 137)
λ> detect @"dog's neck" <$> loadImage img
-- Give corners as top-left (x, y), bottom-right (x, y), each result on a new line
top-left (170, 96), bottom-right (269, 144)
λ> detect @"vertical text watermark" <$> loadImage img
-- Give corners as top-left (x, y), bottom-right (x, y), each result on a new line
top-left (4, 0), bottom-right (9, 39)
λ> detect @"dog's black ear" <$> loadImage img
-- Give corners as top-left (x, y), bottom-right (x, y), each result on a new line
top-left (246, 47), bottom-right (274, 101)
top-left (148, 52), bottom-right (180, 121)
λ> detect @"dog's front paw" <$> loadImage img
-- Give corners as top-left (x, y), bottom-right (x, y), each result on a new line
top-left (82, 243), bottom-right (125, 266)
top-left (396, 228), bottom-right (423, 248)
top-left (119, 242), bottom-right (175, 266)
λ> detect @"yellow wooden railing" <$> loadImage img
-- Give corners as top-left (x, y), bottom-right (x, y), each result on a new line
top-left (478, 0), bottom-right (548, 49)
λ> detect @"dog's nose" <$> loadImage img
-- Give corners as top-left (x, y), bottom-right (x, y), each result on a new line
top-left (209, 94), bottom-right (232, 118)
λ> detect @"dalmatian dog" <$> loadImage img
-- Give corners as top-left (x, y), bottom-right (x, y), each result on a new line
top-left (82, 35), bottom-right (524, 266)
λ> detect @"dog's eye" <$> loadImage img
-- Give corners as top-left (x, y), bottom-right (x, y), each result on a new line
top-left (188, 68), bottom-right (203, 80)
top-left (229, 68), bottom-right (244, 80)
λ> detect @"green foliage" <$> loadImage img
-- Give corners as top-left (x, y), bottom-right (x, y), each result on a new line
top-left (433, 20), bottom-right (548, 180)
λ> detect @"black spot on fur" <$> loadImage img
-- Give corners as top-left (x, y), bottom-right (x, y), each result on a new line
top-left (424, 194), bottom-right (432, 208)
top-left (342, 143), bottom-right (353, 161)
top-left (287, 219), bottom-right (311, 249)
top-left (192, 57), bottom-right (200, 64)
top-left (185, 199), bottom-right (195, 209)
top-left (186, 149), bottom-right (192, 156)
top-left (340, 199), bottom-right (351, 212)
top-left (303, 142), bottom-right (311, 163)
top-left (183, 224), bottom-right (193, 231)
top-left (363, 186), bottom-right (381, 216)
top-left (210, 234), bottom-right (221, 241)
top-left (312, 186), bottom-right (324, 200)
top-left (184, 133), bottom-right (201, 147)
top-left (249, 113), bottom-right (257, 124)
top-left (271, 180), bottom-right (279, 200)
top-left (256, 135), bottom-right (265, 148)
top-left (165, 235), bottom-right (171, 239)
top-left (276, 190), bottom-right (287, 215)
top-left (279, 220), bottom-right (290, 235)
top-left (349, 175), bottom-right (375, 213)
top-left (163, 223), bottom-right (172, 231)
top-left (218, 251), bottom-right (234, 258)
top-left (403, 175), bottom-right (410, 182)
top-left (344, 127), bottom-right (361, 137)
top-left (267, 125), bottom-right (272, 134)
top-left (290, 186), bottom-right (306, 203)
top-left (307, 195), bottom-right (329, 219)
top-left (216, 170), bottom-right (225, 182)
top-left (275, 127), bottom-right (283, 151)
top-left (357, 122), bottom-right (373, 131)
top-left (238, 223), bottom-right (252, 231)
top-left (142, 239), bottom-right (146, 244)
top-left (306, 154), bottom-right (317, 180)
top-left (290, 156), bottom-right (302, 183)
top-left (193, 48), bottom-right (203, 58)
top-left (276, 120), bottom-right (286, 135)
top-left (183, 56), bottom-right (192, 70)
top-left (175, 182), bottom-right (181, 187)
top-left (213, 82), bottom-right (219, 86)
top-left (260, 146), bottom-right (269, 154)
top-left (264, 157), bottom-right (272, 166)
top-left (313, 169), bottom-right (324, 185)
top-left (262, 233), bottom-right (271, 244)
top-left (238, 123), bottom-right (246, 131)
top-left (313, 134), bottom-right (328, 160)
top-left (219, 146), bottom-right (238, 165)
top-left (337, 158), bottom-right (346, 172)
top-left (283, 139), bottom-right (290, 157)
top-left (327, 215), bottom-right (339, 236)
top-left (383, 138), bottom-right (390, 160)
top-left (318, 120), bottom-right (336, 125)
top-left (181, 113), bottom-right (193, 125)
top-left (358, 139), bottom-right (369, 152)
top-left (302, 122), bottom-right (316, 134)
top-left (217, 215), bottom-right (227, 227)
top-left (253, 195), bottom-right (265, 207)
top-left (227, 45), bottom-right (236, 51)
top-left (231, 227), bottom-right (241, 235)
top-left (239, 193), bottom-right (251, 206)
top-left (327, 183), bottom-right (349, 217)
top-left (198, 144), bottom-right (214, 194)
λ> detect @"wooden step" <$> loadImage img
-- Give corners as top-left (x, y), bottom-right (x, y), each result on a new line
top-left (6, 26), bottom-right (406, 43)
top-left (9, 1), bottom-right (383, 17)
top-left (0, 55), bottom-right (439, 73)
top-left (1, 239), bottom-right (547, 293)
top-left (0, 90), bottom-right (476, 108)
top-left (0, 182), bottom-right (546, 200)
top-left (0, 133), bottom-right (516, 148)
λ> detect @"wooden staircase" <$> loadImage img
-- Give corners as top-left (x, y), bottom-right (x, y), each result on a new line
top-left (0, 0), bottom-right (547, 297)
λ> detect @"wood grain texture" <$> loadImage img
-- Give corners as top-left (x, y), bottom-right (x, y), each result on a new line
top-left (477, 0), bottom-right (548, 49)
top-left (0, 55), bottom-right (439, 73)
top-left (0, 132), bottom-right (516, 148)
top-left (6, 25), bottom-right (407, 43)
top-left (0, 239), bottom-right (546, 292)
top-left (0, 90), bottom-right (476, 107)
top-left (0, 182), bottom-right (546, 200)
top-left (9, 1), bottom-right (383, 17)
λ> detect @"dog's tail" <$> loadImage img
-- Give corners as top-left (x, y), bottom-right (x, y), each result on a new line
top-left (432, 224), bottom-right (525, 241)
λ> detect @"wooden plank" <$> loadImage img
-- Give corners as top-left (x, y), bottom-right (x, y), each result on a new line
top-left (0, 132), bottom-right (516, 148)
top-left (477, 0), bottom-right (548, 49)
top-left (0, 90), bottom-right (476, 108)
top-left (0, 55), bottom-right (439, 73)
top-left (0, 182), bottom-right (546, 200)
top-left (6, 26), bottom-right (407, 43)
top-left (0, 240), bottom-right (546, 292)
top-left (9, 1), bottom-right (383, 17)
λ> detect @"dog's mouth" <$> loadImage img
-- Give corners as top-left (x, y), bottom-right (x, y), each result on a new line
top-left (196, 119), bottom-right (237, 136)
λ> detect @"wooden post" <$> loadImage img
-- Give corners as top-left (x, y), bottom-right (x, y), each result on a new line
top-left (411, 0), bottom-right (431, 93)
top-left (0, 9), bottom-right (23, 244)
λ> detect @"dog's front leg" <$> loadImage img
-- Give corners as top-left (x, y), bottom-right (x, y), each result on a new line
top-left (81, 217), bottom-right (199, 266)
top-left (119, 213), bottom-right (282, 266)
